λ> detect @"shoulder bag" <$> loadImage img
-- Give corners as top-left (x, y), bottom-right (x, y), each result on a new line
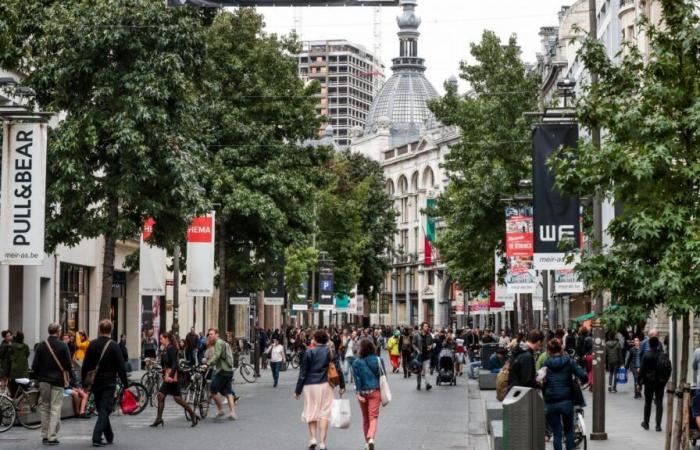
top-left (83, 341), bottom-right (111, 389)
top-left (44, 340), bottom-right (70, 388)
top-left (327, 346), bottom-right (341, 387)
top-left (377, 356), bottom-right (392, 407)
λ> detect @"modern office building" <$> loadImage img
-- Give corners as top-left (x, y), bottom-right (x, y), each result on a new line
top-left (298, 39), bottom-right (385, 148)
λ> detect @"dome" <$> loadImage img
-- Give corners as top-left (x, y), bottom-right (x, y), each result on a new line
top-left (363, 0), bottom-right (440, 146)
top-left (364, 71), bottom-right (439, 144)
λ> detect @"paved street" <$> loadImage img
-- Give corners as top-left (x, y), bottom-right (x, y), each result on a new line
top-left (0, 356), bottom-right (468, 450)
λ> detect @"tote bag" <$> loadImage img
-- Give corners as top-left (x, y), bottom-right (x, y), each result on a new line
top-left (376, 356), bottom-right (392, 407)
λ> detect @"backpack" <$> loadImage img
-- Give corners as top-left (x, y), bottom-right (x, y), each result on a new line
top-left (655, 351), bottom-right (672, 383)
top-left (496, 360), bottom-right (510, 401)
top-left (221, 340), bottom-right (234, 368)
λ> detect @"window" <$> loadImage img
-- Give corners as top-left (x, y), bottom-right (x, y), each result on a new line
top-left (401, 229), bottom-right (409, 251)
top-left (427, 270), bottom-right (435, 286)
top-left (60, 263), bottom-right (90, 335)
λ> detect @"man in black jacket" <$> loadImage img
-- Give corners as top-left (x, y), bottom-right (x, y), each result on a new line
top-left (508, 330), bottom-right (543, 391)
top-left (639, 336), bottom-right (667, 432)
top-left (32, 323), bottom-right (72, 446)
top-left (81, 320), bottom-right (128, 447)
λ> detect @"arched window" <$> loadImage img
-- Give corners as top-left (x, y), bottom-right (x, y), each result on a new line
top-left (410, 172), bottom-right (419, 192)
top-left (386, 179), bottom-right (395, 196)
top-left (398, 175), bottom-right (408, 195)
top-left (422, 166), bottom-right (435, 189)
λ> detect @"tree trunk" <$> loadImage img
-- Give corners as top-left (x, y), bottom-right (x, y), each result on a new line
top-left (217, 214), bottom-right (227, 333)
top-left (666, 378), bottom-right (676, 450)
top-left (99, 198), bottom-right (119, 321)
top-left (672, 314), bottom-right (690, 450)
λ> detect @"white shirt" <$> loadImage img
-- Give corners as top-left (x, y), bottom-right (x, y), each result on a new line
top-left (269, 344), bottom-right (285, 363)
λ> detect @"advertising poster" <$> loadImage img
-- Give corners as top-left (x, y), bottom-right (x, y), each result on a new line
top-left (494, 252), bottom-right (514, 306)
top-left (139, 218), bottom-right (167, 296)
top-left (355, 294), bottom-right (365, 316)
top-left (186, 214), bottom-right (215, 297)
top-left (453, 289), bottom-right (465, 315)
top-left (292, 277), bottom-right (308, 311)
top-left (470, 290), bottom-right (489, 315)
top-left (554, 269), bottom-right (584, 294)
top-left (505, 206), bottom-right (537, 294)
top-left (533, 123), bottom-right (581, 270)
top-left (0, 122), bottom-right (47, 265)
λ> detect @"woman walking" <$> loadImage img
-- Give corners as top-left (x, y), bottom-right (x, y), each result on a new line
top-left (605, 331), bottom-right (623, 393)
top-left (295, 330), bottom-right (345, 450)
top-left (267, 337), bottom-right (286, 387)
top-left (352, 339), bottom-right (386, 450)
top-left (150, 332), bottom-right (199, 428)
top-left (400, 328), bottom-right (413, 378)
top-left (542, 339), bottom-right (588, 450)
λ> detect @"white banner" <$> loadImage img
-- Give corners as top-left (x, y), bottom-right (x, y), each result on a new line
top-left (554, 269), bottom-right (584, 294)
top-left (494, 252), bottom-right (515, 305)
top-left (139, 218), bottom-right (167, 296)
top-left (347, 295), bottom-right (357, 314)
top-left (355, 295), bottom-right (364, 316)
top-left (186, 213), bottom-right (215, 297)
top-left (0, 122), bottom-right (47, 265)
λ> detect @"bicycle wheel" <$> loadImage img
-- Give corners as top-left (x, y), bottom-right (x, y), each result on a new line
top-left (198, 388), bottom-right (211, 419)
top-left (292, 354), bottom-right (300, 369)
top-left (0, 395), bottom-right (16, 433)
top-left (123, 383), bottom-right (149, 415)
top-left (239, 364), bottom-right (257, 383)
top-left (15, 390), bottom-right (41, 429)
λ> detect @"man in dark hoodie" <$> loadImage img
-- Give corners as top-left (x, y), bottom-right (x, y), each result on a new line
top-left (508, 330), bottom-right (544, 391)
top-left (542, 338), bottom-right (588, 450)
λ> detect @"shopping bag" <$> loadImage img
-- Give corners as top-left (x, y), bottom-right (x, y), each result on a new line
top-left (377, 356), bottom-right (391, 407)
top-left (616, 367), bottom-right (628, 384)
top-left (330, 398), bottom-right (351, 429)
top-left (121, 388), bottom-right (139, 415)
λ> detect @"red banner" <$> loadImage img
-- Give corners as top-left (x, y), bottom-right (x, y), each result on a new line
top-left (506, 214), bottom-right (533, 258)
top-left (187, 216), bottom-right (213, 243)
top-left (424, 235), bottom-right (433, 266)
top-left (143, 218), bottom-right (155, 241)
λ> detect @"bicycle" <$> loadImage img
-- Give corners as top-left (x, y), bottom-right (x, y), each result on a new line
top-left (184, 365), bottom-right (211, 421)
top-left (85, 380), bottom-right (149, 417)
top-left (573, 406), bottom-right (587, 450)
top-left (0, 378), bottom-right (41, 432)
top-left (140, 358), bottom-right (162, 406)
top-left (290, 349), bottom-right (303, 369)
top-left (236, 353), bottom-right (257, 384)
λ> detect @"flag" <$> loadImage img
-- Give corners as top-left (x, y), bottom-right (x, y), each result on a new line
top-left (424, 198), bottom-right (436, 266)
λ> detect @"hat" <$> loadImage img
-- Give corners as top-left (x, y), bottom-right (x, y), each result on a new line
top-left (394, 330), bottom-right (400, 337)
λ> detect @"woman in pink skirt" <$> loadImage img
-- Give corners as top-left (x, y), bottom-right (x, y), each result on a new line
top-left (295, 330), bottom-right (346, 450)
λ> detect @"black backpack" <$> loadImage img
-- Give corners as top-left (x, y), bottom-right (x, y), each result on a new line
top-left (655, 351), bottom-right (672, 383)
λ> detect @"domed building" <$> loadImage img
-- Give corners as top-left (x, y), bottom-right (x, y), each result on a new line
top-left (352, 0), bottom-right (459, 328)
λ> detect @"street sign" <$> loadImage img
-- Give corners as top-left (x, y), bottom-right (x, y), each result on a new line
top-left (167, 1), bottom-right (399, 6)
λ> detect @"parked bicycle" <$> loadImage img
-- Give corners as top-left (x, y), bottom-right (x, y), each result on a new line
top-left (0, 378), bottom-right (41, 432)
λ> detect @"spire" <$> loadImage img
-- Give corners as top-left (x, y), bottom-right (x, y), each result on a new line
top-left (393, 0), bottom-right (426, 72)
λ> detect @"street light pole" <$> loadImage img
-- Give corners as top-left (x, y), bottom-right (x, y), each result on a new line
top-left (172, 245), bottom-right (180, 336)
top-left (392, 267), bottom-right (398, 327)
top-left (588, 0), bottom-right (607, 440)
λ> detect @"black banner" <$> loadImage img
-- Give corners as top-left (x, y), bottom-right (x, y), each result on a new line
top-left (532, 123), bottom-right (580, 270)
top-left (264, 257), bottom-right (286, 306)
top-left (318, 270), bottom-right (334, 311)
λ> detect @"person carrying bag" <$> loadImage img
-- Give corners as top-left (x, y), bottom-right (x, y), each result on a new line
top-left (352, 339), bottom-right (387, 450)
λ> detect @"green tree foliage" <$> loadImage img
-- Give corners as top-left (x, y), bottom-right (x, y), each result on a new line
top-left (317, 151), bottom-right (396, 297)
top-left (552, 0), bottom-right (700, 319)
top-left (428, 31), bottom-right (538, 291)
top-left (1, 0), bottom-right (214, 319)
top-left (284, 245), bottom-right (318, 303)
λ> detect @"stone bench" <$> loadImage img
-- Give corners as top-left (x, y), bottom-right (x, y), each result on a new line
top-left (486, 401), bottom-right (503, 433)
top-left (478, 370), bottom-right (497, 390)
top-left (490, 420), bottom-right (503, 450)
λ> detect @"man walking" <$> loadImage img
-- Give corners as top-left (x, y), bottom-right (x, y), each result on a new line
top-left (507, 330), bottom-right (543, 391)
top-left (412, 322), bottom-right (433, 391)
top-left (81, 320), bottom-right (128, 447)
top-left (640, 336), bottom-right (671, 432)
top-left (32, 323), bottom-right (71, 446)
top-left (207, 328), bottom-right (237, 420)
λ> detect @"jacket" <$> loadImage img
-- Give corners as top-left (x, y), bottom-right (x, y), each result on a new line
top-left (387, 336), bottom-right (401, 357)
top-left (8, 342), bottom-right (30, 379)
top-left (604, 340), bottom-right (623, 368)
top-left (507, 346), bottom-right (538, 390)
top-left (31, 336), bottom-right (72, 387)
top-left (74, 333), bottom-right (89, 363)
top-left (542, 355), bottom-right (588, 404)
top-left (412, 332), bottom-right (433, 359)
top-left (626, 347), bottom-right (642, 370)
top-left (640, 349), bottom-right (664, 386)
top-left (0, 342), bottom-right (11, 378)
top-left (81, 336), bottom-right (128, 390)
top-left (352, 355), bottom-right (385, 393)
top-left (295, 344), bottom-right (345, 396)
top-left (489, 354), bottom-right (504, 373)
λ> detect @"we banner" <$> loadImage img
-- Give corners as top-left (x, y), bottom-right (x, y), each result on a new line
top-left (139, 218), bottom-right (167, 296)
top-left (0, 122), bottom-right (48, 265)
top-left (186, 214), bottom-right (215, 297)
top-left (532, 124), bottom-right (580, 270)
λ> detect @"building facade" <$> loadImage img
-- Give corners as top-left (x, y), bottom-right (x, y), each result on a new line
top-left (298, 39), bottom-right (385, 149)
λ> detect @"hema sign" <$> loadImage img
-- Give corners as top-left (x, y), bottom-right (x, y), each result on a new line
top-left (167, 1), bottom-right (399, 6)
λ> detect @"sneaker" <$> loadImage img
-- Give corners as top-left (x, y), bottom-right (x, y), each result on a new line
top-left (92, 441), bottom-right (106, 448)
top-left (215, 411), bottom-right (225, 419)
top-left (416, 385), bottom-right (421, 391)
top-left (47, 441), bottom-right (60, 446)
top-left (368, 438), bottom-right (375, 450)
top-left (641, 422), bottom-right (649, 430)
top-left (656, 425), bottom-right (662, 432)
top-left (308, 439), bottom-right (317, 450)
top-left (608, 387), bottom-right (612, 392)
top-left (42, 439), bottom-right (49, 446)
top-left (228, 414), bottom-right (237, 421)
top-left (612, 389), bottom-right (618, 393)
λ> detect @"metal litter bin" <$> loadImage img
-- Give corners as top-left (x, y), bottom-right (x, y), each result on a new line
top-left (502, 386), bottom-right (545, 450)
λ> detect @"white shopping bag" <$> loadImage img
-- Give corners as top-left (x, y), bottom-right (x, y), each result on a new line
top-left (330, 398), bottom-right (352, 429)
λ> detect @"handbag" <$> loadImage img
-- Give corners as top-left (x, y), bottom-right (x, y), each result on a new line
top-left (328, 347), bottom-right (341, 387)
top-left (377, 356), bottom-right (391, 407)
top-left (572, 376), bottom-right (585, 406)
top-left (83, 342), bottom-right (110, 390)
top-left (330, 398), bottom-right (352, 429)
top-left (121, 388), bottom-right (138, 415)
top-left (44, 340), bottom-right (70, 388)
top-left (616, 367), bottom-right (628, 384)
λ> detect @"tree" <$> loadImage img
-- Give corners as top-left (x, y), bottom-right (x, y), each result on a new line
top-left (199, 9), bottom-right (332, 330)
top-left (1, 0), bottom-right (213, 320)
top-left (551, 2), bottom-right (700, 447)
top-left (428, 31), bottom-right (538, 291)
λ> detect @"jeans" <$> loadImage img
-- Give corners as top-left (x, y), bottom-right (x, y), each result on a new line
top-left (39, 382), bottom-right (64, 442)
top-left (643, 383), bottom-right (665, 427)
top-left (416, 359), bottom-right (431, 388)
top-left (186, 348), bottom-right (196, 366)
top-left (345, 357), bottom-right (356, 383)
top-left (270, 361), bottom-right (282, 386)
top-left (92, 387), bottom-right (116, 444)
top-left (401, 351), bottom-right (413, 377)
top-left (358, 389), bottom-right (381, 440)
top-left (608, 365), bottom-right (620, 390)
top-left (631, 367), bottom-right (641, 396)
top-left (545, 400), bottom-right (574, 450)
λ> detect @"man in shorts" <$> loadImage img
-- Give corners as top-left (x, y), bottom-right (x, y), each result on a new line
top-left (207, 328), bottom-right (237, 420)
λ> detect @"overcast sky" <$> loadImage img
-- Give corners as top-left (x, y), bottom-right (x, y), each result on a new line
top-left (248, 0), bottom-right (576, 94)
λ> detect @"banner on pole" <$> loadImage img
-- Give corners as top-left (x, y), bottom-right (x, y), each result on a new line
top-left (533, 124), bottom-right (581, 270)
top-left (0, 122), bottom-right (47, 265)
top-left (334, 293), bottom-right (350, 312)
top-left (318, 270), bottom-right (334, 311)
top-left (505, 206), bottom-right (536, 293)
top-left (139, 218), bottom-right (167, 296)
top-left (264, 258), bottom-right (285, 306)
top-left (186, 213), bottom-right (215, 297)
top-left (554, 269), bottom-right (584, 294)
top-left (347, 294), bottom-right (357, 314)
top-left (452, 289), bottom-right (466, 315)
top-left (292, 277), bottom-right (309, 311)
top-left (355, 294), bottom-right (365, 316)
top-left (494, 252), bottom-right (515, 306)
top-left (470, 290), bottom-right (489, 315)
top-left (229, 287), bottom-right (250, 305)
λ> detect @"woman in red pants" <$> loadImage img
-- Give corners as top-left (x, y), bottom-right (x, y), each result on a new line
top-left (352, 339), bottom-right (386, 450)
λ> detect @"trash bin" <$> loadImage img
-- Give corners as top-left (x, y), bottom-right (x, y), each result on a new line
top-left (502, 386), bottom-right (545, 450)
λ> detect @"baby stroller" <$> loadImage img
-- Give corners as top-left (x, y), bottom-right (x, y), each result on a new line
top-left (436, 348), bottom-right (457, 386)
